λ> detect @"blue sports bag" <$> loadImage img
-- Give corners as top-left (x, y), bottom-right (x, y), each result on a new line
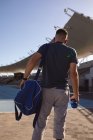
top-left (14, 62), bottom-right (43, 121)
top-left (14, 80), bottom-right (42, 116)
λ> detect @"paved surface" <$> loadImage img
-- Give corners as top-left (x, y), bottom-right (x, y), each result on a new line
top-left (0, 109), bottom-right (93, 140)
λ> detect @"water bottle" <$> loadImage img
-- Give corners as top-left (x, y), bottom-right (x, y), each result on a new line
top-left (70, 99), bottom-right (78, 108)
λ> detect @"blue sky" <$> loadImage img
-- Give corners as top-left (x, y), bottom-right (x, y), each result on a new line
top-left (0, 0), bottom-right (93, 66)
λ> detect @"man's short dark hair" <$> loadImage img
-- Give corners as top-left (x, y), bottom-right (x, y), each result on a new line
top-left (56, 28), bottom-right (68, 36)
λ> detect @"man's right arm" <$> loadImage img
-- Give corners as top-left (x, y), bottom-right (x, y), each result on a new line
top-left (20, 52), bottom-right (42, 88)
top-left (69, 63), bottom-right (79, 102)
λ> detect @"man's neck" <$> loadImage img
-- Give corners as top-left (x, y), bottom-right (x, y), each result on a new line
top-left (55, 41), bottom-right (63, 43)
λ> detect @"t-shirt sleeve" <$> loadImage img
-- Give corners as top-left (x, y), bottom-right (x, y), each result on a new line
top-left (69, 48), bottom-right (78, 64)
top-left (37, 44), bottom-right (48, 58)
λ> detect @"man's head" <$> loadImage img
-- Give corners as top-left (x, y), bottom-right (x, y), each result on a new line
top-left (55, 28), bottom-right (68, 44)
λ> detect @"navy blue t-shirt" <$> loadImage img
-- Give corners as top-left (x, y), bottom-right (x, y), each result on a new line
top-left (37, 42), bottom-right (78, 89)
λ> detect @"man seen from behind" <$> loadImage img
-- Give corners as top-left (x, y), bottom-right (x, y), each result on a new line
top-left (20, 28), bottom-right (79, 140)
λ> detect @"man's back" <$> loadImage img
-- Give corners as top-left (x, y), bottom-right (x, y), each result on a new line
top-left (38, 42), bottom-right (78, 88)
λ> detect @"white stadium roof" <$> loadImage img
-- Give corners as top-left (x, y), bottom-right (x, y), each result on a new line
top-left (64, 11), bottom-right (93, 58)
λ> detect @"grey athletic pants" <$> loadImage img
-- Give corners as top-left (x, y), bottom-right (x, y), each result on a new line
top-left (32, 87), bottom-right (69, 140)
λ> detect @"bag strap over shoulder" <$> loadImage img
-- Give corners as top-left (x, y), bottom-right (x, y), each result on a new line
top-left (34, 60), bottom-right (43, 80)
top-left (34, 44), bottom-right (49, 80)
